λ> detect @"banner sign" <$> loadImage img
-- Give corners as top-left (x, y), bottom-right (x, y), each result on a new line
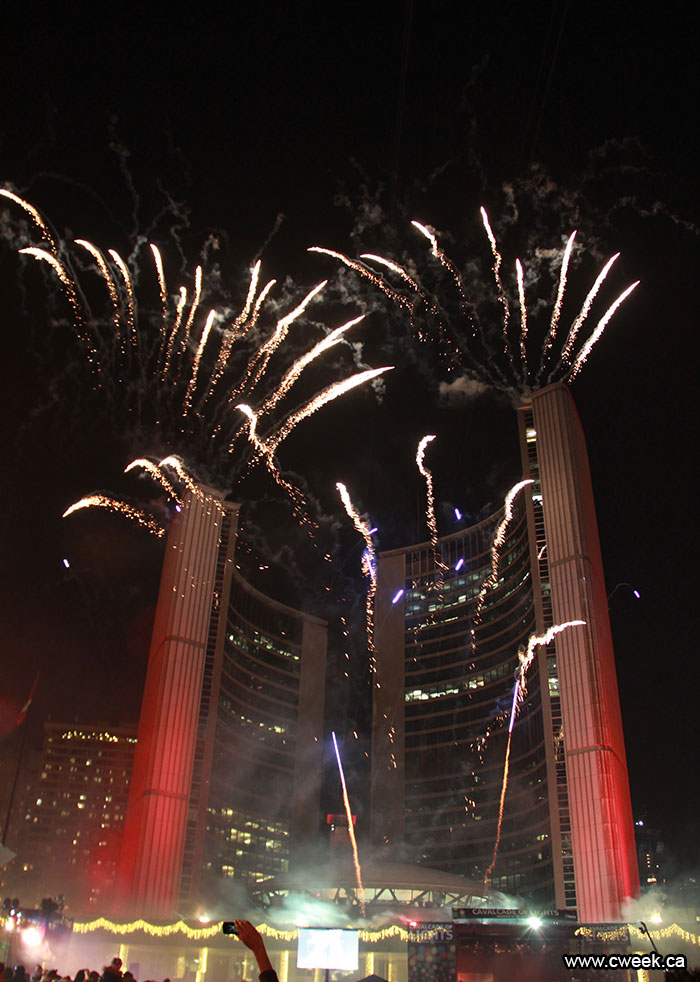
top-left (407, 923), bottom-right (455, 982)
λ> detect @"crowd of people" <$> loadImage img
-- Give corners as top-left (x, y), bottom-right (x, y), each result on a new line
top-left (1, 921), bottom-right (279, 982)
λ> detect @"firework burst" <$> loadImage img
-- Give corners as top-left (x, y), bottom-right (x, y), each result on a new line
top-left (3, 189), bottom-right (392, 536)
top-left (310, 211), bottom-right (638, 401)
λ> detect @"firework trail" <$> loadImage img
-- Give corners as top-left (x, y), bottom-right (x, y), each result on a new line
top-left (229, 279), bottom-right (327, 406)
top-left (17, 247), bottom-right (97, 367)
top-left (308, 246), bottom-right (413, 313)
top-left (515, 258), bottom-right (528, 367)
top-left (311, 211), bottom-right (638, 399)
top-left (157, 454), bottom-right (215, 508)
top-left (411, 219), bottom-right (471, 314)
top-left (257, 315), bottom-right (365, 418)
top-left (480, 207), bottom-right (519, 380)
top-left (179, 265), bottom-right (203, 359)
top-left (163, 287), bottom-right (188, 377)
top-left (483, 683), bottom-right (519, 891)
top-left (62, 494), bottom-right (166, 538)
top-left (235, 366), bottom-right (392, 537)
top-left (483, 619), bottom-right (585, 889)
top-left (416, 435), bottom-right (447, 586)
top-left (75, 239), bottom-right (121, 330)
top-left (149, 243), bottom-right (168, 321)
top-left (0, 188), bottom-right (58, 253)
top-left (63, 454), bottom-right (224, 537)
top-left (568, 281), bottom-right (640, 380)
top-left (538, 231), bottom-right (577, 373)
top-left (558, 252), bottom-right (620, 365)
top-left (331, 731), bottom-right (366, 916)
top-left (124, 457), bottom-right (182, 503)
top-left (108, 249), bottom-right (137, 344)
top-left (263, 367), bottom-right (393, 457)
top-left (203, 262), bottom-right (269, 398)
top-left (471, 479), bottom-right (534, 654)
top-left (411, 220), bottom-right (510, 379)
top-left (336, 482), bottom-right (376, 669)
top-left (183, 309), bottom-right (217, 415)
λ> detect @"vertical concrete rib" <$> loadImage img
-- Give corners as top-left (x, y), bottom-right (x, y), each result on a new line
top-left (529, 384), bottom-right (638, 921)
top-left (115, 485), bottom-right (230, 918)
top-left (370, 553), bottom-right (407, 848)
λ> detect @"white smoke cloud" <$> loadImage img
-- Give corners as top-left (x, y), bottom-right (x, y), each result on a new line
top-left (438, 374), bottom-right (490, 405)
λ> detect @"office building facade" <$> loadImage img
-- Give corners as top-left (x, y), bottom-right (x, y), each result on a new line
top-left (371, 383), bottom-right (638, 922)
top-left (116, 485), bottom-right (327, 918)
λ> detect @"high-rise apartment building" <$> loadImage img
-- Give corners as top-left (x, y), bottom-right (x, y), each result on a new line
top-left (12, 722), bottom-right (137, 911)
top-left (371, 383), bottom-right (639, 923)
top-left (116, 485), bottom-right (327, 919)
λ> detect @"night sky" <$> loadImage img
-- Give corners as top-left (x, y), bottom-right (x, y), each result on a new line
top-left (1, 2), bottom-right (698, 881)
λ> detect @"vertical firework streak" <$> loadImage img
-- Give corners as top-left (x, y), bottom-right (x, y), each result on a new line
top-left (162, 286), bottom-right (188, 376)
top-left (483, 620), bottom-right (586, 889)
top-left (183, 309), bottom-right (217, 415)
top-left (416, 435), bottom-right (446, 587)
top-left (471, 479), bottom-right (534, 656)
top-left (336, 482), bottom-right (376, 670)
top-left (515, 258), bottom-right (528, 370)
top-left (331, 731), bottom-right (366, 916)
top-left (482, 682), bottom-right (520, 890)
top-left (479, 208), bottom-right (518, 379)
top-left (149, 243), bottom-right (168, 322)
top-left (538, 231), bottom-right (577, 376)
top-left (204, 262), bottom-right (269, 399)
top-left (108, 249), bottom-right (137, 345)
top-left (179, 265), bottom-right (203, 357)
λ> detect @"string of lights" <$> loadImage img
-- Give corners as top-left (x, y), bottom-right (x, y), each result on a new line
top-left (71, 919), bottom-right (444, 943)
top-left (71, 919), bottom-right (700, 947)
top-left (575, 923), bottom-right (700, 947)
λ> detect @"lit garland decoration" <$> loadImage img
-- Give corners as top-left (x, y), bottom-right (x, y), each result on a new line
top-left (74, 919), bottom-right (700, 948)
top-left (576, 923), bottom-right (700, 947)
top-left (72, 920), bottom-right (299, 942)
top-left (71, 919), bottom-right (427, 943)
top-left (72, 919), bottom-right (223, 940)
top-left (628, 923), bottom-right (700, 947)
